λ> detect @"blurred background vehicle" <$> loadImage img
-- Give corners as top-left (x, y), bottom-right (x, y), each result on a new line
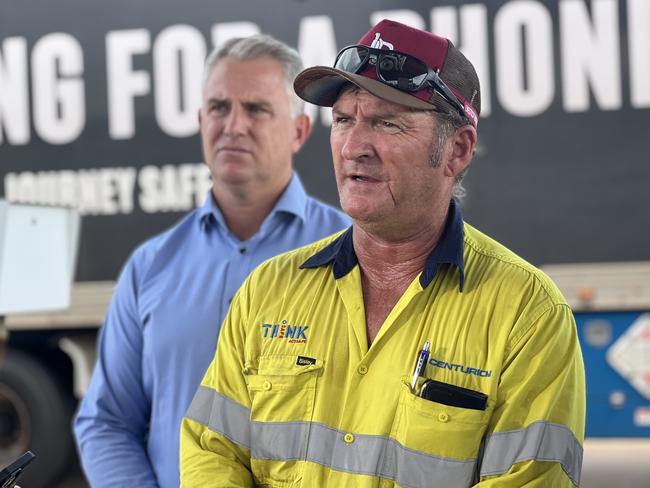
top-left (0, 202), bottom-right (80, 486)
top-left (1, 0), bottom-right (648, 486)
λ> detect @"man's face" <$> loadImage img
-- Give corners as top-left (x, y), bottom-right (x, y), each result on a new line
top-left (331, 89), bottom-right (455, 235)
top-left (199, 56), bottom-right (304, 193)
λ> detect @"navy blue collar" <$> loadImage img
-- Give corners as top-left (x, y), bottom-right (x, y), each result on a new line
top-left (300, 200), bottom-right (465, 291)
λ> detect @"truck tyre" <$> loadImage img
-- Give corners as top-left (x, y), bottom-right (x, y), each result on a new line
top-left (0, 348), bottom-right (74, 487)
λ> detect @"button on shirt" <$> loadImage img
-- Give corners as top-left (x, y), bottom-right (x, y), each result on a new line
top-left (74, 174), bottom-right (350, 488)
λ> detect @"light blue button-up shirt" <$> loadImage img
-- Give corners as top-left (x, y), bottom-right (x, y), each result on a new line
top-left (74, 174), bottom-right (350, 488)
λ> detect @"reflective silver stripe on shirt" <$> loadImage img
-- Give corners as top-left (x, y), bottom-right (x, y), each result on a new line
top-left (480, 421), bottom-right (583, 486)
top-left (187, 386), bottom-right (476, 487)
top-left (186, 388), bottom-right (581, 486)
top-left (252, 421), bottom-right (477, 487)
top-left (185, 385), bottom-right (251, 449)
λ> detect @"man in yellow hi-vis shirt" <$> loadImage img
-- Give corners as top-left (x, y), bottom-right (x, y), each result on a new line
top-left (180, 19), bottom-right (585, 487)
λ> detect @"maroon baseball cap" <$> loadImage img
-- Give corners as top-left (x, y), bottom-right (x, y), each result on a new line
top-left (294, 19), bottom-right (481, 127)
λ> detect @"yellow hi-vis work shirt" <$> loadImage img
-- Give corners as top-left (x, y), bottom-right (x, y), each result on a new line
top-left (181, 203), bottom-right (585, 488)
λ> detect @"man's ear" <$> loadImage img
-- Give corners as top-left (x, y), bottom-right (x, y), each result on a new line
top-left (292, 113), bottom-right (313, 154)
top-left (443, 125), bottom-right (477, 178)
top-left (198, 108), bottom-right (203, 130)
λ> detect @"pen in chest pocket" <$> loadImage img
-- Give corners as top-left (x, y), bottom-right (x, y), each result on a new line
top-left (410, 340), bottom-right (430, 391)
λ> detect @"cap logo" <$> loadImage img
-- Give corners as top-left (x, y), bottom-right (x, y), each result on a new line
top-left (370, 32), bottom-right (394, 50)
top-left (464, 102), bottom-right (478, 127)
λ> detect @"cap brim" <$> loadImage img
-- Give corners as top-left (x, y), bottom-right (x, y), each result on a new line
top-left (294, 66), bottom-right (436, 110)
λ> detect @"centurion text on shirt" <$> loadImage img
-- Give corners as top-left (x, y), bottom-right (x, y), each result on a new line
top-left (1, 0), bottom-right (649, 215)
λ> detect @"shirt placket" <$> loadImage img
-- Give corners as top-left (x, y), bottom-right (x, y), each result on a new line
top-left (331, 269), bottom-right (426, 456)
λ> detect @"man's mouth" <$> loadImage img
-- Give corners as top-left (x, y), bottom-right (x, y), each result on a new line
top-left (350, 174), bottom-right (378, 182)
top-left (218, 146), bottom-right (250, 153)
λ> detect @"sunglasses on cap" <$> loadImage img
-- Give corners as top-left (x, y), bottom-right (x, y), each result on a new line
top-left (334, 45), bottom-right (469, 123)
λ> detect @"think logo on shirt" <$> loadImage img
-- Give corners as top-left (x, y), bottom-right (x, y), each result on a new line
top-left (262, 320), bottom-right (309, 343)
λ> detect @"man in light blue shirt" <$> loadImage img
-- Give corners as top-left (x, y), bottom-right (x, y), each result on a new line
top-left (73, 34), bottom-right (349, 488)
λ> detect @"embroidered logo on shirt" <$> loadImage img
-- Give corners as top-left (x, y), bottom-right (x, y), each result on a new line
top-left (262, 320), bottom-right (309, 343)
top-left (429, 357), bottom-right (492, 378)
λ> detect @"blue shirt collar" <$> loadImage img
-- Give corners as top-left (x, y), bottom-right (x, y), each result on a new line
top-left (300, 200), bottom-right (465, 292)
top-left (272, 172), bottom-right (308, 222)
top-left (198, 172), bottom-right (308, 232)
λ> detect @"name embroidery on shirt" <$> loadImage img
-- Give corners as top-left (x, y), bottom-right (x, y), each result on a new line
top-left (262, 320), bottom-right (309, 343)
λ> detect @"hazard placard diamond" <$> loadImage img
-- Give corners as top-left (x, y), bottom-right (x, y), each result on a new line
top-left (606, 313), bottom-right (650, 400)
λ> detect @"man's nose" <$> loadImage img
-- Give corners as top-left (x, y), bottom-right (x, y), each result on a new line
top-left (224, 106), bottom-right (249, 136)
top-left (340, 123), bottom-right (374, 162)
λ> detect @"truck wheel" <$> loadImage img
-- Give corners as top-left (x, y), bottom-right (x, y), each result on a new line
top-left (0, 349), bottom-right (74, 488)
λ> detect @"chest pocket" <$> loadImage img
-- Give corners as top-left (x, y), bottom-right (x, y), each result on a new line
top-left (390, 377), bottom-right (491, 487)
top-left (245, 354), bottom-right (324, 422)
top-left (244, 355), bottom-right (324, 485)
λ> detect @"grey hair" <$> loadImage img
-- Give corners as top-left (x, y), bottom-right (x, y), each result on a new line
top-left (428, 111), bottom-right (471, 201)
top-left (203, 34), bottom-right (305, 116)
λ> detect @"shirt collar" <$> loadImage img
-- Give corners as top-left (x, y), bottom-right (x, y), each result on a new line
top-left (271, 172), bottom-right (308, 223)
top-left (197, 189), bottom-right (221, 231)
top-left (198, 172), bottom-right (308, 232)
top-left (300, 200), bottom-right (465, 292)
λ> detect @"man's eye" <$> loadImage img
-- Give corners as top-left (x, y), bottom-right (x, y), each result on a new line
top-left (209, 102), bottom-right (228, 113)
top-left (248, 105), bottom-right (268, 115)
top-left (333, 116), bottom-right (350, 124)
top-left (379, 120), bottom-right (400, 130)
